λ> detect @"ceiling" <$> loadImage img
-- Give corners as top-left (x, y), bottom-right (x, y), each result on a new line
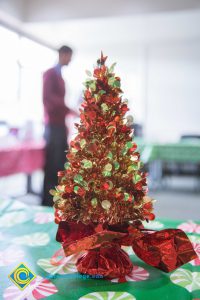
top-left (1, 0), bottom-right (200, 22)
top-left (1, 0), bottom-right (200, 53)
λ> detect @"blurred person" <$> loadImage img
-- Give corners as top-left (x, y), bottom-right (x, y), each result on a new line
top-left (42, 45), bottom-right (77, 206)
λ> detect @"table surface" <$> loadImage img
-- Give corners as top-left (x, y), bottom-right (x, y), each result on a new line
top-left (0, 199), bottom-right (200, 300)
top-left (135, 139), bottom-right (200, 163)
top-left (0, 140), bottom-right (45, 177)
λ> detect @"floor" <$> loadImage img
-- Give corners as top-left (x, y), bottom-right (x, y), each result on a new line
top-left (0, 172), bottom-right (199, 221)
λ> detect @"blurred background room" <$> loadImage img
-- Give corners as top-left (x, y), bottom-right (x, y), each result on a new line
top-left (0, 0), bottom-right (200, 219)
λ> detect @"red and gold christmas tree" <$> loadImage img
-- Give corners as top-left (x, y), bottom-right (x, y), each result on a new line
top-left (53, 53), bottom-right (154, 226)
top-left (52, 53), bottom-right (197, 278)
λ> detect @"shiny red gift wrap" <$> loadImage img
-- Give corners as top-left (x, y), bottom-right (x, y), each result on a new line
top-left (56, 221), bottom-right (197, 278)
top-left (76, 242), bottom-right (133, 278)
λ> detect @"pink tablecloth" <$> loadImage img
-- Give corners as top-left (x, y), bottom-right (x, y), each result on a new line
top-left (0, 141), bottom-right (45, 177)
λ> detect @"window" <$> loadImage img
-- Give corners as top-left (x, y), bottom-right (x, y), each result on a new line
top-left (0, 25), bottom-right (56, 126)
top-left (0, 26), bottom-right (20, 123)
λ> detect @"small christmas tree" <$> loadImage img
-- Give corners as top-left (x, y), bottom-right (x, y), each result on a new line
top-left (52, 53), bottom-right (197, 278)
top-left (52, 53), bottom-right (154, 227)
top-left (50, 53), bottom-right (156, 278)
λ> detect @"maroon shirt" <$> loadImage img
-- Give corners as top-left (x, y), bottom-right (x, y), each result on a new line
top-left (43, 67), bottom-right (70, 126)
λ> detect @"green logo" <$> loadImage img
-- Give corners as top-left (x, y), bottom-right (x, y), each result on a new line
top-left (8, 263), bottom-right (36, 290)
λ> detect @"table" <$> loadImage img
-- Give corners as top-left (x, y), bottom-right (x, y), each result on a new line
top-left (136, 139), bottom-right (200, 189)
top-left (136, 139), bottom-right (200, 163)
top-left (0, 141), bottom-right (45, 194)
top-left (0, 199), bottom-right (200, 300)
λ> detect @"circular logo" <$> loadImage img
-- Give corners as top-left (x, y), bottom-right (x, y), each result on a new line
top-left (14, 267), bottom-right (30, 285)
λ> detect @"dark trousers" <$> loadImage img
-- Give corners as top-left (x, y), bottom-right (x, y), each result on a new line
top-left (42, 124), bottom-right (68, 206)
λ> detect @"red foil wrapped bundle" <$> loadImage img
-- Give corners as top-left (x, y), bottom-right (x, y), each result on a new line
top-left (77, 243), bottom-right (133, 278)
top-left (56, 221), bottom-right (197, 278)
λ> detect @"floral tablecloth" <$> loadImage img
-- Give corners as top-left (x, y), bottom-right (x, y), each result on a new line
top-left (0, 199), bottom-right (200, 300)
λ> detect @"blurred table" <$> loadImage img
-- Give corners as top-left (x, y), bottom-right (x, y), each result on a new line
top-left (0, 140), bottom-right (45, 194)
top-left (136, 139), bottom-right (200, 163)
top-left (0, 199), bottom-right (200, 300)
top-left (136, 139), bottom-right (200, 189)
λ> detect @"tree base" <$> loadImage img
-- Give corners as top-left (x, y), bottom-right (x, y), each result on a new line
top-left (76, 242), bottom-right (133, 278)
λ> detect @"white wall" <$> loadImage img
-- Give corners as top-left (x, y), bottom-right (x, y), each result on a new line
top-left (145, 42), bottom-right (200, 142)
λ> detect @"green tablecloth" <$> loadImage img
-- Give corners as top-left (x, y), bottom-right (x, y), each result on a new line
top-left (135, 139), bottom-right (200, 164)
top-left (0, 199), bottom-right (200, 300)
